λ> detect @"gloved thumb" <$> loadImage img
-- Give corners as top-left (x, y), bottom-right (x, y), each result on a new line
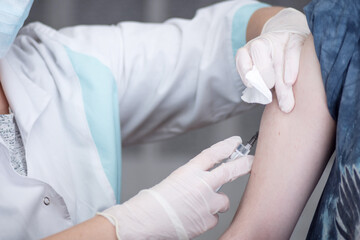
top-left (188, 136), bottom-right (242, 170)
top-left (236, 47), bottom-right (254, 88)
top-left (209, 155), bottom-right (254, 190)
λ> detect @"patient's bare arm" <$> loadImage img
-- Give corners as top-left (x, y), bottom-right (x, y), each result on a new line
top-left (220, 36), bottom-right (336, 239)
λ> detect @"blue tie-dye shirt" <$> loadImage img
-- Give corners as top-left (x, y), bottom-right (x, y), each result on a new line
top-left (304, 0), bottom-right (360, 239)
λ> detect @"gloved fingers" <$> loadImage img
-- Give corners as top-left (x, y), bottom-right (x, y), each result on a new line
top-left (284, 33), bottom-right (305, 86)
top-left (249, 37), bottom-right (276, 89)
top-left (236, 47), bottom-right (253, 87)
top-left (274, 77), bottom-right (295, 113)
top-left (189, 136), bottom-right (242, 170)
top-left (207, 214), bottom-right (219, 230)
top-left (209, 155), bottom-right (254, 190)
top-left (208, 192), bottom-right (230, 214)
top-left (270, 33), bottom-right (295, 113)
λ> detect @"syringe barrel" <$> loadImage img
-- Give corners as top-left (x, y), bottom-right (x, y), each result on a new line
top-left (229, 144), bottom-right (250, 161)
top-left (227, 132), bottom-right (258, 162)
top-left (237, 143), bottom-right (251, 155)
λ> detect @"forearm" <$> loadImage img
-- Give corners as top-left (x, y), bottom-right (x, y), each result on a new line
top-left (43, 216), bottom-right (116, 240)
top-left (221, 36), bottom-right (335, 239)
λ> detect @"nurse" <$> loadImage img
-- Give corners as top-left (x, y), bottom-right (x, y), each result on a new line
top-left (0, 0), bottom-right (309, 239)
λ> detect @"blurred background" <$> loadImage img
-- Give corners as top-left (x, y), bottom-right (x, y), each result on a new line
top-left (27, 1), bottom-right (335, 239)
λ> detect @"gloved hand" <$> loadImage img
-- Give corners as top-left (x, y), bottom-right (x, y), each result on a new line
top-left (0, 0), bottom-right (34, 58)
top-left (98, 136), bottom-right (253, 240)
top-left (236, 8), bottom-right (310, 113)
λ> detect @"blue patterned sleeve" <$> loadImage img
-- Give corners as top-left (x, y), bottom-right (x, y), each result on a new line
top-left (304, 0), bottom-right (360, 121)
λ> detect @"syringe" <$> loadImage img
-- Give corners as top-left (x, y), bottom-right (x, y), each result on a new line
top-left (215, 131), bottom-right (259, 192)
top-left (227, 131), bottom-right (259, 162)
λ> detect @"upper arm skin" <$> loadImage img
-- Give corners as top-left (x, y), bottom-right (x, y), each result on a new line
top-left (220, 36), bottom-right (336, 239)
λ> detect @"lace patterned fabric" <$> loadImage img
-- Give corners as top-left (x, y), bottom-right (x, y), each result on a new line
top-left (0, 113), bottom-right (27, 176)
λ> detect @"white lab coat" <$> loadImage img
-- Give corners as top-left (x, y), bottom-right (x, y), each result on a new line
top-left (0, 0), bottom-right (267, 239)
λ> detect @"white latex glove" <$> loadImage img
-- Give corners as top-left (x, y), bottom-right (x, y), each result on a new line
top-left (98, 136), bottom-right (253, 240)
top-left (236, 8), bottom-right (310, 113)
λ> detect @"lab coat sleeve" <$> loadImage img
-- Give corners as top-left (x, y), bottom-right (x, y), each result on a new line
top-left (58, 0), bottom-right (270, 145)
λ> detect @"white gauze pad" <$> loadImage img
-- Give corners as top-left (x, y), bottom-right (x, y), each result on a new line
top-left (241, 66), bottom-right (272, 105)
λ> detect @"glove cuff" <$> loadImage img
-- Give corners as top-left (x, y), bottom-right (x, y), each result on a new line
top-left (145, 189), bottom-right (189, 240)
top-left (261, 8), bottom-right (310, 35)
top-left (96, 212), bottom-right (122, 240)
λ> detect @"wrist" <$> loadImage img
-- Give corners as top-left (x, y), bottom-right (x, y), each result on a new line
top-left (260, 8), bottom-right (310, 35)
top-left (100, 190), bottom-right (180, 240)
top-left (246, 6), bottom-right (284, 42)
